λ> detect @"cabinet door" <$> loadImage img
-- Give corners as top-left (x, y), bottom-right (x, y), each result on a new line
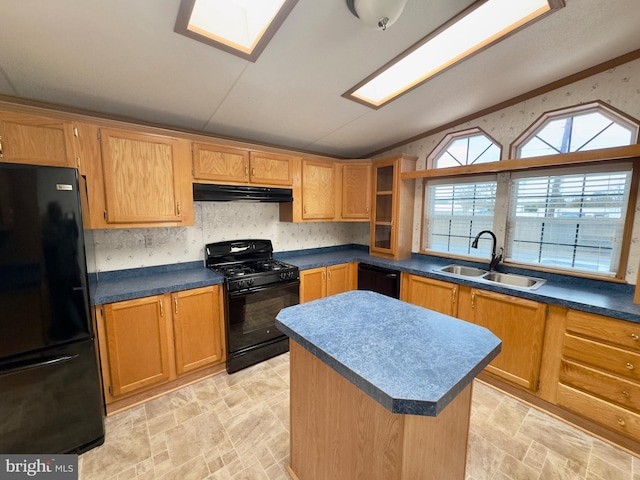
top-left (172, 286), bottom-right (224, 375)
top-left (249, 152), bottom-right (293, 186)
top-left (342, 162), bottom-right (371, 220)
top-left (301, 159), bottom-right (335, 220)
top-left (326, 263), bottom-right (355, 297)
top-left (370, 160), bottom-right (397, 256)
top-left (0, 111), bottom-right (76, 167)
top-left (103, 295), bottom-right (173, 397)
top-left (466, 288), bottom-right (546, 391)
top-left (401, 274), bottom-right (458, 317)
top-left (192, 143), bottom-right (249, 183)
top-left (300, 267), bottom-right (327, 303)
top-left (99, 128), bottom-right (184, 224)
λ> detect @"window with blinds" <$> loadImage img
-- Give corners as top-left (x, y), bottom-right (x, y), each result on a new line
top-left (424, 179), bottom-right (497, 256)
top-left (506, 165), bottom-right (632, 275)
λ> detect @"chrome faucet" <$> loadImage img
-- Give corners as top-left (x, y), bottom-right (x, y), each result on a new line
top-left (471, 230), bottom-right (503, 271)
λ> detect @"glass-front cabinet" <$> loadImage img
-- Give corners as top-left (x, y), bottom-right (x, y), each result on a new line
top-left (370, 154), bottom-right (417, 259)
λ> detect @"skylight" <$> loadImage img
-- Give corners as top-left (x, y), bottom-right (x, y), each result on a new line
top-left (175, 0), bottom-right (298, 62)
top-left (344, 0), bottom-right (564, 108)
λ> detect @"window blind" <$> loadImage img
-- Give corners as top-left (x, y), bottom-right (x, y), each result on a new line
top-left (425, 180), bottom-right (497, 256)
top-left (506, 166), bottom-right (632, 275)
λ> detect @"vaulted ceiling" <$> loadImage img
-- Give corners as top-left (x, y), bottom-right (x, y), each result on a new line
top-left (1, 0), bottom-right (639, 158)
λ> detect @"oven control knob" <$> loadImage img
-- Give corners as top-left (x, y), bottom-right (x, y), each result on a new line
top-left (248, 279), bottom-right (255, 287)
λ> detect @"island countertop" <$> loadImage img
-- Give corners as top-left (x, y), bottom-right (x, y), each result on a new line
top-left (276, 290), bottom-right (502, 416)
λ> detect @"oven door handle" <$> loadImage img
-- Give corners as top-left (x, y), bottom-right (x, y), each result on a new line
top-left (227, 280), bottom-right (300, 298)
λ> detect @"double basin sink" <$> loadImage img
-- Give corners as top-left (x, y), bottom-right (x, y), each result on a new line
top-left (436, 264), bottom-right (546, 290)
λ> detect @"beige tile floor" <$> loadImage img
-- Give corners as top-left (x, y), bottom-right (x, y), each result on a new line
top-left (79, 353), bottom-right (640, 480)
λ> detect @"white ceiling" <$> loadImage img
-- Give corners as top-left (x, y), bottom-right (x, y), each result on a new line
top-left (1, 0), bottom-right (639, 158)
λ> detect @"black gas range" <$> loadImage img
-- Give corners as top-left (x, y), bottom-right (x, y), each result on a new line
top-left (205, 240), bottom-right (299, 373)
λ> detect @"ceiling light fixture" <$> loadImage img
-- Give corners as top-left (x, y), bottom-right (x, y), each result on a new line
top-left (346, 0), bottom-right (409, 31)
top-left (344, 0), bottom-right (565, 108)
top-left (175, 0), bottom-right (298, 62)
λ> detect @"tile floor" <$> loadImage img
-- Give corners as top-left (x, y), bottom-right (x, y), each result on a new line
top-left (79, 353), bottom-right (640, 480)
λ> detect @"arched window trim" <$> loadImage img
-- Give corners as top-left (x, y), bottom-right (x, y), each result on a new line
top-left (509, 100), bottom-right (640, 159)
top-left (427, 127), bottom-right (502, 170)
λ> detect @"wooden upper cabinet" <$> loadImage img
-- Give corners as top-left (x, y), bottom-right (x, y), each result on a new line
top-left (301, 159), bottom-right (335, 220)
top-left (342, 162), bottom-right (371, 221)
top-left (249, 151), bottom-right (293, 186)
top-left (192, 143), bottom-right (249, 183)
top-left (0, 110), bottom-right (77, 167)
top-left (370, 155), bottom-right (416, 260)
top-left (98, 128), bottom-right (191, 225)
top-left (172, 285), bottom-right (225, 376)
top-left (191, 143), bottom-right (293, 186)
top-left (102, 295), bottom-right (174, 397)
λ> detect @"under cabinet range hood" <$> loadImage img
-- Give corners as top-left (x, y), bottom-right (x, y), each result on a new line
top-left (193, 183), bottom-right (293, 203)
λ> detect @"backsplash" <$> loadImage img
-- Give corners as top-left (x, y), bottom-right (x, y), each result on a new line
top-left (90, 202), bottom-right (370, 272)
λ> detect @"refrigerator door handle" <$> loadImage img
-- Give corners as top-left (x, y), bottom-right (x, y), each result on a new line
top-left (0, 354), bottom-right (79, 377)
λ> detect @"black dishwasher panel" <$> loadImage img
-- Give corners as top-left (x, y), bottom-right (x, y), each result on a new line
top-left (357, 263), bottom-right (400, 299)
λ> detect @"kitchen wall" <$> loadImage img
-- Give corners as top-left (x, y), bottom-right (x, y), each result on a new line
top-left (90, 57), bottom-right (640, 280)
top-left (90, 202), bottom-right (370, 272)
top-left (380, 57), bottom-right (640, 284)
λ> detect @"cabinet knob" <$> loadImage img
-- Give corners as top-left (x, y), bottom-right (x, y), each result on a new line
top-left (631, 333), bottom-right (639, 341)
top-left (626, 362), bottom-right (634, 370)
top-left (245, 166), bottom-right (249, 177)
top-left (622, 390), bottom-right (630, 398)
top-left (618, 418), bottom-right (626, 426)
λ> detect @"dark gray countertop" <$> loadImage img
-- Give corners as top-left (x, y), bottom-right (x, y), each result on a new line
top-left (276, 245), bottom-right (640, 324)
top-left (89, 245), bottom-right (640, 325)
top-left (89, 261), bottom-right (223, 305)
top-left (276, 290), bottom-right (501, 416)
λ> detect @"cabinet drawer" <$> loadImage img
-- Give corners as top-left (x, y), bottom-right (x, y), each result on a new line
top-left (557, 383), bottom-right (640, 440)
top-left (566, 310), bottom-right (640, 351)
top-left (563, 333), bottom-right (640, 381)
top-left (559, 359), bottom-right (640, 412)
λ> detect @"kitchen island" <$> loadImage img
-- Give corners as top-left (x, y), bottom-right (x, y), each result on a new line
top-left (276, 290), bottom-right (502, 480)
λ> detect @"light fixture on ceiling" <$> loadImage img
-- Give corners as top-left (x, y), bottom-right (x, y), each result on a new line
top-left (346, 0), bottom-right (409, 31)
top-left (344, 0), bottom-right (564, 108)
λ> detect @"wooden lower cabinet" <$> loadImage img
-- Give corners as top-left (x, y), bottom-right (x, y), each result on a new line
top-left (557, 310), bottom-right (640, 440)
top-left (97, 285), bottom-right (225, 409)
top-left (101, 295), bottom-right (174, 397)
top-left (459, 288), bottom-right (547, 391)
top-left (299, 263), bottom-right (356, 303)
top-left (400, 273), bottom-right (640, 448)
top-left (172, 286), bottom-right (224, 375)
top-left (401, 275), bottom-right (547, 391)
top-left (400, 273), bottom-right (458, 317)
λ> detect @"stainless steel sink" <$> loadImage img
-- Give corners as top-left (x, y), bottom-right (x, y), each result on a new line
top-left (481, 271), bottom-right (546, 290)
top-left (435, 264), bottom-right (546, 290)
top-left (437, 264), bottom-right (488, 277)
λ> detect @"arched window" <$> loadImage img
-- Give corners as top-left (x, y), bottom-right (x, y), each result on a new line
top-left (429, 128), bottom-right (501, 169)
top-left (423, 128), bottom-right (500, 256)
top-left (511, 101), bottom-right (639, 159)
top-left (505, 102), bottom-right (639, 277)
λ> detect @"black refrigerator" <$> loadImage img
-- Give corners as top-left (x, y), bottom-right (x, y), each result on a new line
top-left (0, 163), bottom-right (104, 454)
